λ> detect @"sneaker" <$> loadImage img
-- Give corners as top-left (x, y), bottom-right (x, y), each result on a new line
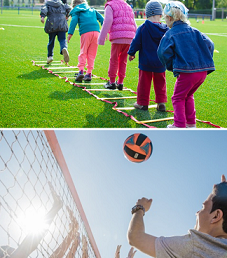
top-left (157, 103), bottom-right (166, 112)
top-left (62, 48), bottom-right (69, 63)
top-left (104, 81), bottom-right (116, 90)
top-left (84, 73), bottom-right (92, 82)
top-left (133, 102), bottom-right (148, 111)
top-left (167, 124), bottom-right (185, 128)
top-left (47, 56), bottom-right (53, 64)
top-left (186, 123), bottom-right (196, 128)
top-left (75, 70), bottom-right (84, 82)
top-left (116, 82), bottom-right (123, 91)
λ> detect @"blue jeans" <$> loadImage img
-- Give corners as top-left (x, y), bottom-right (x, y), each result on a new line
top-left (47, 31), bottom-right (67, 57)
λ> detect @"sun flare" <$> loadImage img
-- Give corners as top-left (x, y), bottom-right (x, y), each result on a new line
top-left (17, 208), bottom-right (48, 234)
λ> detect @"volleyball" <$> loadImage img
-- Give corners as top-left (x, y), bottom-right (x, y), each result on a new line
top-left (123, 133), bottom-right (153, 163)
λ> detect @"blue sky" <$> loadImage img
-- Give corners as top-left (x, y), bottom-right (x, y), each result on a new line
top-left (55, 129), bottom-right (227, 258)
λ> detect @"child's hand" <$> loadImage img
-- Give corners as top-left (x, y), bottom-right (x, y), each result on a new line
top-left (41, 17), bottom-right (45, 24)
top-left (67, 34), bottom-right (72, 43)
top-left (115, 245), bottom-right (121, 258)
top-left (129, 55), bottom-right (135, 61)
top-left (127, 247), bottom-right (137, 258)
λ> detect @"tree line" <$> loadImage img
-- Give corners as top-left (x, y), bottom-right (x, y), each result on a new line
top-left (88, 0), bottom-right (227, 10)
top-left (3, 0), bottom-right (227, 10)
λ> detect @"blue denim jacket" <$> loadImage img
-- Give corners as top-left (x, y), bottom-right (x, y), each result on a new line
top-left (157, 20), bottom-right (215, 77)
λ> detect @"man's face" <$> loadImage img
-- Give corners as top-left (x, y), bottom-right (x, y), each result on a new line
top-left (195, 194), bottom-right (214, 233)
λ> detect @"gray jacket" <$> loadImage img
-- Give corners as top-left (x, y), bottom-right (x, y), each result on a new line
top-left (40, 0), bottom-right (71, 33)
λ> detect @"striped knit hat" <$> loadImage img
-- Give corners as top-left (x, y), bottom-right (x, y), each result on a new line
top-left (145, 0), bottom-right (163, 18)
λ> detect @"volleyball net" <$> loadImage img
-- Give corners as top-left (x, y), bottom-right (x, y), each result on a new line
top-left (0, 130), bottom-right (100, 258)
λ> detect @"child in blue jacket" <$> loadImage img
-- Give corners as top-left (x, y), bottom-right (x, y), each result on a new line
top-left (158, 1), bottom-right (215, 128)
top-left (128, 0), bottom-right (169, 111)
top-left (67, 0), bottom-right (104, 82)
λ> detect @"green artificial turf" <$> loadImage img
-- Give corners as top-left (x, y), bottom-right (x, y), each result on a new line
top-left (0, 11), bottom-right (227, 128)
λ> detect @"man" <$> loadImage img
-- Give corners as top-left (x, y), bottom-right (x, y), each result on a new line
top-left (127, 175), bottom-right (227, 257)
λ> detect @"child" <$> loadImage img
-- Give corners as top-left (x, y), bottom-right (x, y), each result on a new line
top-left (67, 0), bottom-right (104, 82)
top-left (128, 0), bottom-right (169, 111)
top-left (157, 1), bottom-right (215, 128)
top-left (98, 0), bottom-right (137, 90)
top-left (40, 0), bottom-right (71, 64)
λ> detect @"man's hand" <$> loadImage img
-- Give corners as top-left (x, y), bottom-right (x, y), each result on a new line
top-left (221, 174), bottom-right (226, 182)
top-left (129, 55), bottom-right (135, 61)
top-left (48, 181), bottom-right (63, 210)
top-left (136, 198), bottom-right (152, 213)
top-left (41, 17), bottom-right (45, 24)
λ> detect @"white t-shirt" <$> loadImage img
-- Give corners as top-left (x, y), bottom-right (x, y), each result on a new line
top-left (155, 229), bottom-right (227, 258)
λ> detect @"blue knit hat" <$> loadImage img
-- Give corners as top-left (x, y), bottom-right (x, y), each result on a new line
top-left (145, 0), bottom-right (163, 18)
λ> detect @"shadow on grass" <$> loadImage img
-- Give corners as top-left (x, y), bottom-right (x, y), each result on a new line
top-left (17, 69), bottom-right (53, 80)
top-left (48, 86), bottom-right (90, 101)
top-left (130, 108), bottom-right (170, 128)
top-left (83, 102), bottom-right (134, 128)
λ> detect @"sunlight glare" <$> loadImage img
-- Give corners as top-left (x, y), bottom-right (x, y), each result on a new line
top-left (17, 207), bottom-right (48, 234)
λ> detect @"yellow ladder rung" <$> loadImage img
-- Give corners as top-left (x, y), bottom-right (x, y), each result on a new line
top-left (115, 104), bottom-right (157, 110)
top-left (137, 117), bottom-right (174, 124)
top-left (51, 71), bottom-right (79, 74)
top-left (33, 60), bottom-right (62, 63)
top-left (99, 96), bottom-right (137, 100)
top-left (74, 82), bottom-right (106, 85)
top-left (84, 88), bottom-right (132, 91)
top-left (47, 66), bottom-right (77, 69)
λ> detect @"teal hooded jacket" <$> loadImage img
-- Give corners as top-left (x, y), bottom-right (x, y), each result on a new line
top-left (68, 3), bottom-right (104, 36)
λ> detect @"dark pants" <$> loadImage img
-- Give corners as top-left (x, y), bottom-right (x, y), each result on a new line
top-left (47, 31), bottom-right (67, 57)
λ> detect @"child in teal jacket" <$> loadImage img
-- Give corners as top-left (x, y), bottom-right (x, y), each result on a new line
top-left (67, 0), bottom-right (104, 81)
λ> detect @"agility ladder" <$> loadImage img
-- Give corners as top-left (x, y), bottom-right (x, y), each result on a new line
top-left (32, 60), bottom-right (222, 129)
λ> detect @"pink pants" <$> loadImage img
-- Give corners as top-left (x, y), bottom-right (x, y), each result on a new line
top-left (108, 43), bottom-right (130, 84)
top-left (137, 69), bottom-right (167, 106)
top-left (78, 31), bottom-right (99, 73)
top-left (172, 72), bottom-right (207, 128)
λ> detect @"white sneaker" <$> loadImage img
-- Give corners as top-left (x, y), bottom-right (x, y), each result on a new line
top-left (62, 48), bottom-right (69, 63)
top-left (47, 56), bottom-right (53, 64)
top-left (167, 124), bottom-right (183, 128)
top-left (186, 123), bottom-right (196, 128)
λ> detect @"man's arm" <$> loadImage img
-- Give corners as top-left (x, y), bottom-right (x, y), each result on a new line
top-left (127, 198), bottom-right (157, 257)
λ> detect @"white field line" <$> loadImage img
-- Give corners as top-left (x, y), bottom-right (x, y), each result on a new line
top-left (205, 32), bottom-right (227, 37)
top-left (0, 23), bottom-right (43, 28)
top-left (0, 23), bottom-right (78, 30)
top-left (1, 23), bottom-right (225, 37)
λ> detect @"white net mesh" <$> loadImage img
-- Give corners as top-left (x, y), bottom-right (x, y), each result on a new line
top-left (0, 130), bottom-right (98, 258)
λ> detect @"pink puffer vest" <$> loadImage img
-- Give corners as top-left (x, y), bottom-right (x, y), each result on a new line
top-left (105, 0), bottom-right (136, 41)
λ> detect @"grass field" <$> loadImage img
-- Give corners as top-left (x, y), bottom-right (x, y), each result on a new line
top-left (0, 10), bottom-right (227, 128)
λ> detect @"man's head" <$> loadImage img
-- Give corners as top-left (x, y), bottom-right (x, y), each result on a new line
top-left (211, 181), bottom-right (227, 233)
top-left (195, 176), bottom-right (227, 238)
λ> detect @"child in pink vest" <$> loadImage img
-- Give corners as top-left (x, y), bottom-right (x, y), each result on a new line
top-left (98, 0), bottom-right (137, 90)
